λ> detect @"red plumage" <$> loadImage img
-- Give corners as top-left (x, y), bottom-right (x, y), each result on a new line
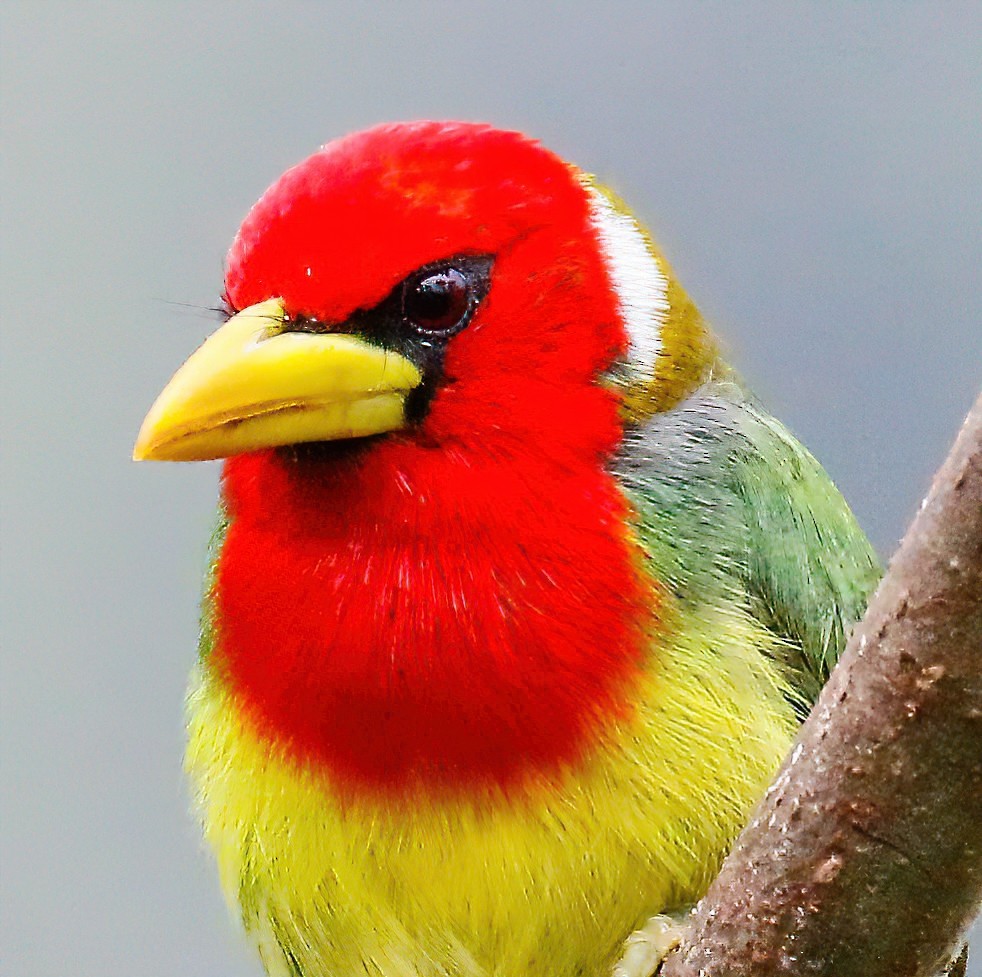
top-left (213, 122), bottom-right (656, 795)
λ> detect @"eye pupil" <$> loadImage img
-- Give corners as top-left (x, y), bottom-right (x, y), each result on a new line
top-left (403, 267), bottom-right (470, 333)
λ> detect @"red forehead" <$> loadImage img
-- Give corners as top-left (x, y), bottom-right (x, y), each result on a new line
top-left (225, 121), bottom-right (585, 320)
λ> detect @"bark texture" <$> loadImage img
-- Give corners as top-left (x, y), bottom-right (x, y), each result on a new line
top-left (661, 393), bottom-right (982, 977)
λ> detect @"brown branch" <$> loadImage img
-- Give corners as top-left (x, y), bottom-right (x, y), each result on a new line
top-left (661, 392), bottom-right (982, 977)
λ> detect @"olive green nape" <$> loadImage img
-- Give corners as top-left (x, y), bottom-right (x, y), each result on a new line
top-left (584, 179), bottom-right (717, 422)
top-left (623, 245), bottom-right (718, 420)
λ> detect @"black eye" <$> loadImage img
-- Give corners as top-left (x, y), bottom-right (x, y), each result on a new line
top-left (402, 267), bottom-right (471, 334)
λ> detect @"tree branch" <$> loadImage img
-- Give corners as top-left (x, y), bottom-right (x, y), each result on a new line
top-left (661, 392), bottom-right (982, 977)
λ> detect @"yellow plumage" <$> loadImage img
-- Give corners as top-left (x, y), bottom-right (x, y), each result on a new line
top-left (186, 602), bottom-right (796, 977)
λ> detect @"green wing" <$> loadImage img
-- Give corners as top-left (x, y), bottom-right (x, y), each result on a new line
top-left (616, 377), bottom-right (881, 713)
top-left (724, 396), bottom-right (882, 704)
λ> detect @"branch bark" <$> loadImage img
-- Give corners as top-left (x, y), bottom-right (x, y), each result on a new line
top-left (661, 392), bottom-right (982, 977)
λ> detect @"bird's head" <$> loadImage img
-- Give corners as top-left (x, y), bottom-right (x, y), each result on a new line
top-left (135, 121), bottom-right (713, 467)
top-left (135, 122), bottom-right (718, 789)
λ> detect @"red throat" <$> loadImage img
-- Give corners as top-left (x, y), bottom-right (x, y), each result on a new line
top-left (208, 121), bottom-right (658, 796)
top-left (214, 422), bottom-right (655, 796)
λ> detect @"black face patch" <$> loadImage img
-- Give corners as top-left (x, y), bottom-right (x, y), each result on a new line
top-left (280, 255), bottom-right (493, 423)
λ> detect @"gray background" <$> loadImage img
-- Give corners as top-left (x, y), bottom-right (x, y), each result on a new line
top-left (2, 3), bottom-right (980, 975)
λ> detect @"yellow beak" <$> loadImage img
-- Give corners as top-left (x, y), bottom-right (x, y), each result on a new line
top-left (133, 298), bottom-right (422, 461)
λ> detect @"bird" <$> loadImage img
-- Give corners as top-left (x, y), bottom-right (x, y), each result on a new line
top-left (134, 121), bottom-right (880, 977)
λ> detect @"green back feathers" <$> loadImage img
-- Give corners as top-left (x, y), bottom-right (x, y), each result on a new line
top-left (617, 376), bottom-right (881, 714)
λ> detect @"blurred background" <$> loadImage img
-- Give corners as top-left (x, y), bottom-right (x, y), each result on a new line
top-left (2, 3), bottom-right (979, 975)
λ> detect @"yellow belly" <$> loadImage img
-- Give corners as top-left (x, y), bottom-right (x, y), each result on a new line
top-left (186, 605), bottom-right (795, 977)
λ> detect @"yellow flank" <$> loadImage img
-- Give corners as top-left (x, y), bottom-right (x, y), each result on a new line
top-left (186, 601), bottom-right (796, 977)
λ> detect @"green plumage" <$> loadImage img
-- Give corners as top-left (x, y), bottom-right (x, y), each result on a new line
top-left (617, 372), bottom-right (881, 714)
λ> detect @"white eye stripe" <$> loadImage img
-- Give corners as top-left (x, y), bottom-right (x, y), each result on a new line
top-left (584, 184), bottom-right (668, 383)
